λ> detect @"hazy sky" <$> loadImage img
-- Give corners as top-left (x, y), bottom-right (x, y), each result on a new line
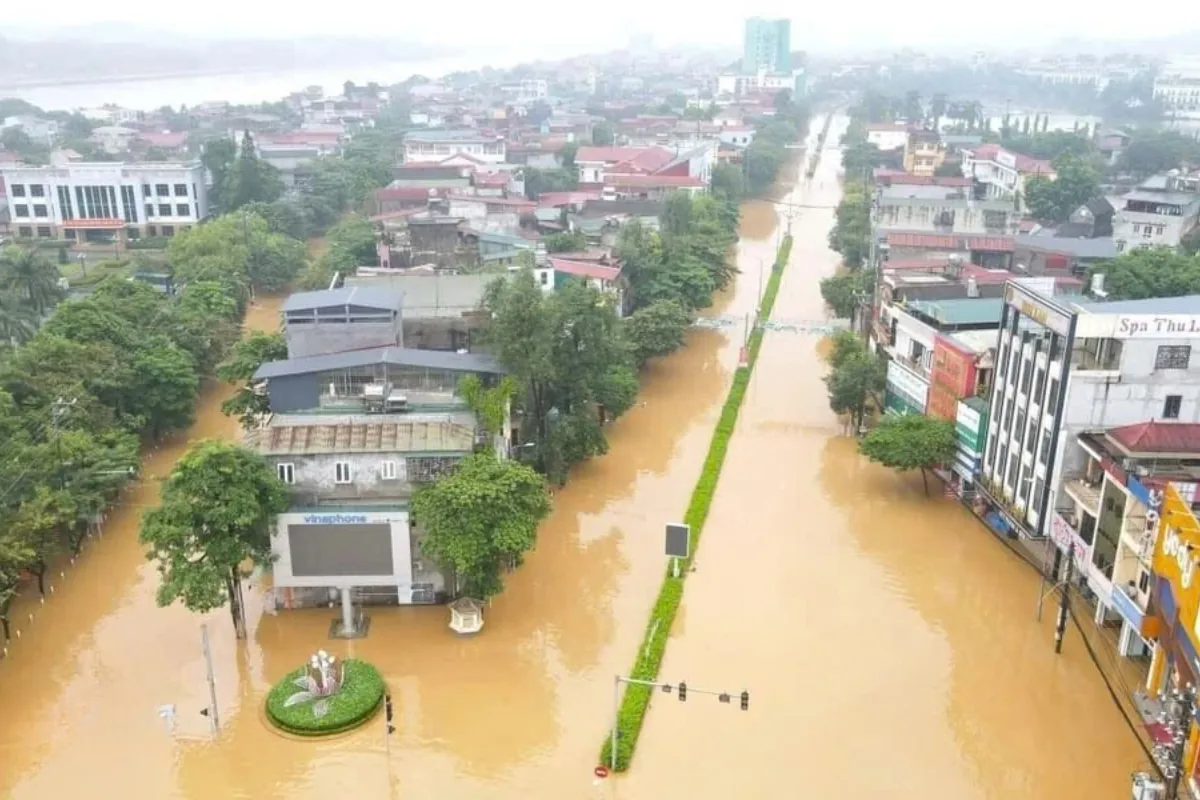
top-left (6, 2), bottom-right (1200, 55)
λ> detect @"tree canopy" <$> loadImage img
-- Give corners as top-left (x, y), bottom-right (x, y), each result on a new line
top-left (858, 413), bottom-right (957, 495)
top-left (1094, 248), bottom-right (1200, 301)
top-left (166, 210), bottom-right (306, 293)
top-left (411, 453), bottom-right (550, 600)
top-left (139, 440), bottom-right (288, 638)
top-left (1024, 153), bottom-right (1100, 223)
top-left (823, 333), bottom-right (885, 434)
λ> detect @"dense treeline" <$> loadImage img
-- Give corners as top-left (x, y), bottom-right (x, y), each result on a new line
top-left (744, 91), bottom-right (810, 195)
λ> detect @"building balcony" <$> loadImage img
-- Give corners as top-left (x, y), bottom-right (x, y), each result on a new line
top-left (1063, 476), bottom-right (1103, 516)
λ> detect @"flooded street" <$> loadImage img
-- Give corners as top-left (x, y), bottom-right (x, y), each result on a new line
top-left (623, 114), bottom-right (1149, 798)
top-left (0, 181), bottom-right (772, 793)
top-left (0, 115), bottom-right (1148, 799)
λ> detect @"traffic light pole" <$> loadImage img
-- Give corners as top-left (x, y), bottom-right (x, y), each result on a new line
top-left (610, 674), bottom-right (750, 771)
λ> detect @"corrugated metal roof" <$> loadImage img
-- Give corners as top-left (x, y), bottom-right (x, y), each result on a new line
top-left (1075, 294), bottom-right (1200, 315)
top-left (248, 415), bottom-right (476, 455)
top-left (1105, 421), bottom-right (1200, 457)
top-left (254, 346), bottom-right (504, 380)
top-left (907, 297), bottom-right (1005, 326)
top-left (282, 287), bottom-right (404, 313)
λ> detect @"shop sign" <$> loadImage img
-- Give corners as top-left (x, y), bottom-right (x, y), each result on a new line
top-left (1118, 315), bottom-right (1200, 339)
top-left (927, 384), bottom-right (958, 421)
top-left (886, 360), bottom-right (928, 412)
top-left (931, 335), bottom-right (977, 399)
top-left (1110, 586), bottom-right (1145, 630)
top-left (302, 513), bottom-right (369, 525)
top-left (1163, 527), bottom-right (1199, 590)
top-left (955, 400), bottom-right (987, 452)
top-left (884, 388), bottom-right (923, 416)
top-left (1004, 282), bottom-right (1072, 337)
top-left (1049, 512), bottom-right (1090, 571)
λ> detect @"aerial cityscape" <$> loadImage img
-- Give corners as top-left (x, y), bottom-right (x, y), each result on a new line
top-left (5, 10), bottom-right (1200, 799)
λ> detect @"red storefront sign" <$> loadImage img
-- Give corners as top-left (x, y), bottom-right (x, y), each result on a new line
top-left (931, 335), bottom-right (978, 400)
top-left (927, 383), bottom-right (959, 420)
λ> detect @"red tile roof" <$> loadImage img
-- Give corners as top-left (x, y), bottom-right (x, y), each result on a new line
top-left (1106, 422), bottom-right (1200, 456)
top-left (473, 172), bottom-right (509, 186)
top-left (604, 173), bottom-right (705, 189)
top-left (536, 191), bottom-right (602, 208)
top-left (550, 257), bottom-right (622, 282)
top-left (376, 186), bottom-right (443, 201)
top-left (576, 146), bottom-right (646, 164)
top-left (886, 233), bottom-right (1015, 252)
top-left (615, 147), bottom-right (675, 174)
top-left (137, 131), bottom-right (189, 148)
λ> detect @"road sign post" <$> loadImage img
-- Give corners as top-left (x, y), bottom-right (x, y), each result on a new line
top-left (665, 523), bottom-right (689, 579)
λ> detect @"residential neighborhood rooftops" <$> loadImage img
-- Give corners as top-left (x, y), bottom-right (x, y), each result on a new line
top-left (966, 142), bottom-right (1053, 174)
top-left (254, 346), bottom-right (504, 381)
top-left (1014, 234), bottom-right (1117, 259)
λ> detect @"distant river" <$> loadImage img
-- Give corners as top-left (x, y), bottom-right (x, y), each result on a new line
top-left (2, 56), bottom-right (515, 111)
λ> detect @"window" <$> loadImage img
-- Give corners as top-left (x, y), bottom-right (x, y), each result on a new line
top-left (381, 460), bottom-right (398, 480)
top-left (29, 184), bottom-right (44, 197)
top-left (1026, 418), bottom-right (1038, 452)
top-left (161, 225), bottom-right (174, 236)
top-left (1020, 359), bottom-right (1034, 393)
top-left (277, 463), bottom-right (295, 484)
top-left (155, 183), bottom-right (170, 196)
top-left (36, 226), bottom-right (51, 238)
top-left (1156, 345), bottom-right (1191, 370)
top-left (1014, 411), bottom-right (1026, 443)
top-left (14, 205), bottom-right (28, 218)
top-left (539, 271), bottom-right (549, 285)
top-left (17, 226), bottom-right (31, 237)
top-left (1032, 477), bottom-right (1044, 510)
top-left (1007, 452), bottom-right (1019, 487)
top-left (1017, 467), bottom-right (1028, 501)
top-left (145, 204), bottom-right (155, 219)
top-left (142, 184), bottom-right (151, 197)
top-left (1033, 368), bottom-right (1045, 400)
top-left (159, 204), bottom-right (172, 216)
top-left (1143, 225), bottom-right (1154, 239)
top-left (1040, 434), bottom-right (1051, 465)
top-left (10, 184), bottom-right (25, 197)
top-left (176, 203), bottom-right (190, 217)
top-left (1139, 570), bottom-right (1150, 593)
top-left (1003, 397), bottom-right (1014, 430)
top-left (120, 185), bottom-right (138, 224)
top-left (997, 344), bottom-right (1008, 380)
top-left (174, 183), bottom-right (188, 196)
top-left (334, 461), bottom-right (352, 484)
top-left (32, 204), bottom-right (47, 218)
top-left (1164, 395), bottom-right (1183, 420)
top-left (1046, 378), bottom-right (1059, 414)
top-left (58, 186), bottom-right (74, 221)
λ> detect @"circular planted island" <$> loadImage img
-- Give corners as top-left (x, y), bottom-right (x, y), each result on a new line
top-left (265, 651), bottom-right (385, 737)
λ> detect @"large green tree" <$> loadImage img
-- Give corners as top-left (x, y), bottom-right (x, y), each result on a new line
top-left (624, 299), bottom-right (690, 367)
top-left (820, 269), bottom-right (875, 319)
top-left (217, 331), bottom-right (288, 427)
top-left (411, 453), bottom-right (550, 600)
top-left (824, 346), bottom-right (885, 434)
top-left (828, 188), bottom-right (872, 268)
top-left (858, 413), bottom-right (957, 495)
top-left (139, 440), bottom-right (289, 638)
top-left (0, 246), bottom-right (64, 314)
top-left (1095, 248), bottom-right (1200, 301)
top-left (167, 211), bottom-right (306, 293)
top-left (1024, 153), bottom-right (1100, 223)
top-left (224, 131), bottom-right (285, 210)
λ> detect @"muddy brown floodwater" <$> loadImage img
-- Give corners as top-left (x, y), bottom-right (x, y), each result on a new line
top-left (0, 162), bottom-right (775, 795)
top-left (0, 116), bottom-right (1146, 800)
top-left (622, 115), bottom-right (1149, 799)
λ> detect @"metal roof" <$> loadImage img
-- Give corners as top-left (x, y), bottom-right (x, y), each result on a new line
top-left (254, 346), bottom-right (504, 380)
top-left (1013, 235), bottom-right (1118, 259)
top-left (1074, 294), bottom-right (1200, 315)
top-left (282, 286), bottom-right (403, 313)
top-left (248, 413), bottom-right (476, 455)
top-left (907, 297), bottom-right (1005, 326)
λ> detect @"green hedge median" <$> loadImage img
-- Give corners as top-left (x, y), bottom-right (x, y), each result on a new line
top-left (598, 231), bottom-right (794, 772)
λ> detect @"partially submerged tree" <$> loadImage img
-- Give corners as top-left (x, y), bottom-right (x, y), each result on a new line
top-left (217, 331), bottom-right (288, 428)
top-left (412, 453), bottom-right (551, 599)
top-left (140, 441), bottom-right (288, 638)
top-left (624, 299), bottom-right (690, 367)
top-left (858, 413), bottom-right (957, 495)
top-left (824, 345), bottom-right (885, 434)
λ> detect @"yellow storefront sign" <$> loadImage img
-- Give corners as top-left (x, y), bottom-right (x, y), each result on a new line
top-left (1153, 486), bottom-right (1200, 645)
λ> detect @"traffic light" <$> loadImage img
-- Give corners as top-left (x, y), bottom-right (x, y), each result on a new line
top-left (740, 691), bottom-right (749, 711)
top-left (385, 693), bottom-right (395, 734)
top-left (678, 682), bottom-right (687, 702)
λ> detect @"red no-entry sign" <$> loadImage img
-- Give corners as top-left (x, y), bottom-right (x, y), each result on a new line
top-left (594, 765), bottom-right (610, 779)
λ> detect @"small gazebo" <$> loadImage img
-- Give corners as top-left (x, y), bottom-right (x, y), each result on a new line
top-left (448, 597), bottom-right (484, 635)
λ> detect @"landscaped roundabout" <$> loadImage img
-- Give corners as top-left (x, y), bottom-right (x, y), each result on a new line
top-left (265, 651), bottom-right (386, 737)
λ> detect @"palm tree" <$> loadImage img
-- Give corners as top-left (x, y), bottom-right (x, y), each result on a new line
top-left (0, 289), bottom-right (37, 346)
top-left (0, 246), bottom-right (64, 315)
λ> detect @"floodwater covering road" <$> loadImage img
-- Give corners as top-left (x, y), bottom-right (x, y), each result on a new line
top-left (622, 114), bottom-right (1149, 798)
top-left (0, 163), bottom-right (774, 794)
top-left (0, 114), bottom-right (1147, 800)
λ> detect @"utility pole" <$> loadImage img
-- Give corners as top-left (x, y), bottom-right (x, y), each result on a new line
top-left (1052, 549), bottom-right (1073, 655)
top-left (1141, 683), bottom-right (1199, 799)
top-left (383, 693), bottom-right (396, 797)
top-left (200, 623), bottom-right (219, 733)
top-left (609, 674), bottom-right (749, 772)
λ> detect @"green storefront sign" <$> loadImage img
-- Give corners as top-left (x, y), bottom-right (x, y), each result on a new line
top-left (955, 397), bottom-right (989, 453)
top-left (884, 388), bottom-right (924, 416)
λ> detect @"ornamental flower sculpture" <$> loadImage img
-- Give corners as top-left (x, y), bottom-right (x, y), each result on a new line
top-left (284, 650), bottom-right (345, 719)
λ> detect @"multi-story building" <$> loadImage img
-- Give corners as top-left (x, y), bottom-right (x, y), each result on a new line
top-left (903, 130), bottom-right (947, 177)
top-left (960, 143), bottom-right (1054, 207)
top-left (402, 129), bottom-right (506, 165)
top-left (742, 17), bottom-right (790, 75)
top-left (1112, 171), bottom-right (1200, 252)
top-left (1153, 59), bottom-right (1200, 119)
top-left (251, 286), bottom-right (508, 611)
top-left (980, 289), bottom-right (1200, 566)
top-left (865, 123), bottom-right (908, 152)
top-left (876, 184), bottom-right (1018, 237)
top-left (0, 161), bottom-right (208, 242)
